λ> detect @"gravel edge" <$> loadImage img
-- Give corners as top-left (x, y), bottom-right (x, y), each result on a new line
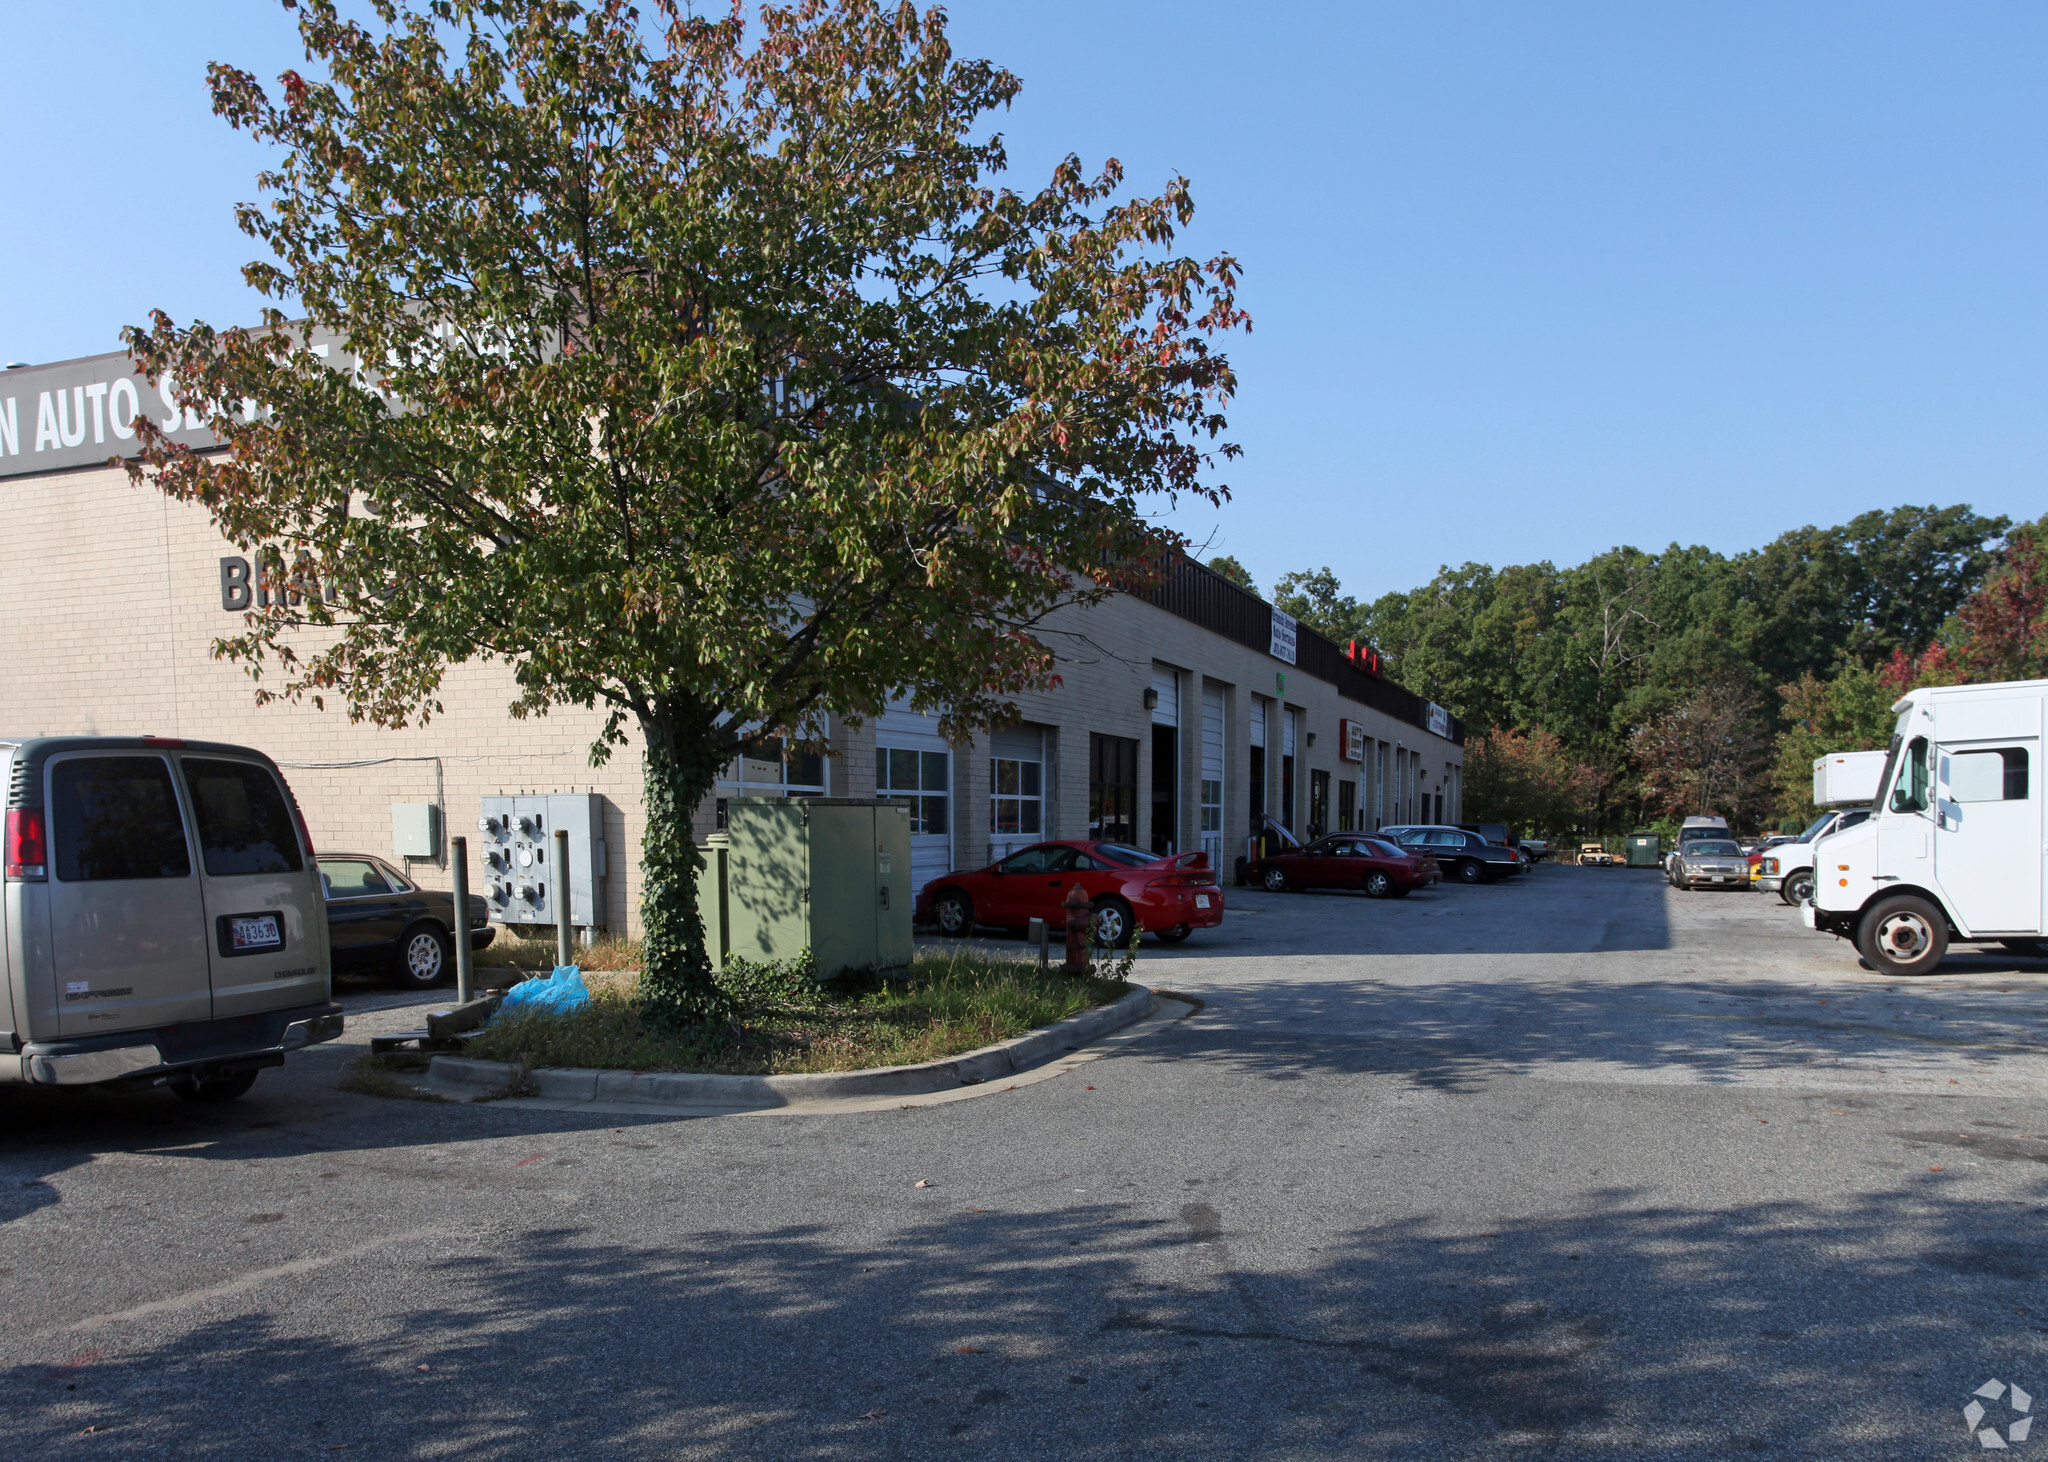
top-left (425, 983), bottom-right (1158, 1108)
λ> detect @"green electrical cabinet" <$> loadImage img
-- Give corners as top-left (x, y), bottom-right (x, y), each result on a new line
top-left (704, 799), bottom-right (914, 978)
top-left (1625, 834), bottom-right (1661, 868)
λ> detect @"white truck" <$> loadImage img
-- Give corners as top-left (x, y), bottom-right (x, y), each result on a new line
top-left (1757, 750), bottom-right (1887, 904)
top-left (1805, 679), bottom-right (2046, 975)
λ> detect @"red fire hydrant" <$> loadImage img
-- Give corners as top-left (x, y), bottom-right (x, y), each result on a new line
top-left (1062, 883), bottom-right (1093, 975)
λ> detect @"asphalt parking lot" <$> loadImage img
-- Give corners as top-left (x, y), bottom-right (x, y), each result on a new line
top-left (6, 863), bottom-right (2048, 1459)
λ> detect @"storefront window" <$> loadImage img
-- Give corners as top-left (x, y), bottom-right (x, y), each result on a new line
top-left (990, 757), bottom-right (1042, 835)
top-left (880, 748), bottom-right (949, 835)
top-left (714, 731), bottom-right (829, 829)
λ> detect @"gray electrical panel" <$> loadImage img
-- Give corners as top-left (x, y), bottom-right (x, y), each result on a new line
top-left (476, 792), bottom-right (609, 929)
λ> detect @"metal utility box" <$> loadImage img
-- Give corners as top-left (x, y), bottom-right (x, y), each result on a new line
top-left (476, 792), bottom-right (609, 929)
top-left (391, 802), bottom-right (442, 859)
top-left (719, 799), bottom-right (912, 977)
top-left (1812, 750), bottom-right (1886, 808)
top-left (1625, 834), bottom-right (1661, 867)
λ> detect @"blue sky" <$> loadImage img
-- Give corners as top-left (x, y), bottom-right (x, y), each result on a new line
top-left (4, 2), bottom-right (2043, 600)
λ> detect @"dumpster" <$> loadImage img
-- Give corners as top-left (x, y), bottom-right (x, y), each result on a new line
top-left (1625, 833), bottom-right (1662, 868)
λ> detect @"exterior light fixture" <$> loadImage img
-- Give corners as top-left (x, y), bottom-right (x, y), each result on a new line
top-left (1305, 732), bottom-right (1317, 747)
top-left (1143, 688), bottom-right (1160, 711)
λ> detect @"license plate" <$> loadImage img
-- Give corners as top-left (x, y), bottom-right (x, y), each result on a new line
top-left (1195, 895), bottom-right (1211, 908)
top-left (231, 915), bottom-right (282, 951)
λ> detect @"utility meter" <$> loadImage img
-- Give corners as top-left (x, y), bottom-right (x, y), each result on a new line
top-left (478, 793), bottom-right (607, 931)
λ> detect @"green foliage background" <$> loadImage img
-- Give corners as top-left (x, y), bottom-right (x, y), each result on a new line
top-left (1272, 505), bottom-right (2021, 833)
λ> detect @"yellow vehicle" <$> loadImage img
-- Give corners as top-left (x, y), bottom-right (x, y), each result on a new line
top-left (1579, 842), bottom-right (1616, 867)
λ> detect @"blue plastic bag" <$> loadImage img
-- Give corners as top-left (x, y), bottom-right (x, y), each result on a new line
top-left (493, 965), bottom-right (589, 1021)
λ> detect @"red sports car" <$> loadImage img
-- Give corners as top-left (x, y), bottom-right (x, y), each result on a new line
top-left (1245, 833), bottom-right (1440, 897)
top-left (915, 841), bottom-right (1225, 945)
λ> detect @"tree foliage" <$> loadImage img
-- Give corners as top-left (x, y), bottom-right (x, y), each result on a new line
top-left (1204, 554), bottom-right (1256, 595)
top-left (1460, 727), bottom-right (1604, 838)
top-left (1769, 663), bottom-right (1898, 827)
top-left (123, 0), bottom-right (1245, 1024)
top-left (1273, 504), bottom-right (2010, 831)
top-left (1630, 674), bottom-right (1773, 823)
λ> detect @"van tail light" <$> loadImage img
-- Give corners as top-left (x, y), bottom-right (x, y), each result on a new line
top-left (6, 808), bottom-right (47, 880)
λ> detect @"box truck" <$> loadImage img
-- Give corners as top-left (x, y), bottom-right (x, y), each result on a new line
top-left (1812, 750), bottom-right (1887, 807)
top-left (1805, 679), bottom-right (2046, 974)
top-left (1756, 750), bottom-right (1888, 903)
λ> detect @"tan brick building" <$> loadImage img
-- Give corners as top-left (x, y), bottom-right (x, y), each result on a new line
top-left (0, 347), bottom-right (1464, 935)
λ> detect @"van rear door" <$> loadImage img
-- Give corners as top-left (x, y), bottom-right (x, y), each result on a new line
top-left (178, 756), bottom-right (329, 1018)
top-left (46, 752), bottom-right (212, 1037)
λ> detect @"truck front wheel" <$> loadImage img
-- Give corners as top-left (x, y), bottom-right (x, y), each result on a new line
top-left (1856, 894), bottom-right (1949, 977)
top-left (1782, 870), bottom-right (1815, 905)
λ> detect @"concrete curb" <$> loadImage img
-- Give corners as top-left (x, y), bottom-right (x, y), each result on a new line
top-left (425, 983), bottom-right (1158, 1110)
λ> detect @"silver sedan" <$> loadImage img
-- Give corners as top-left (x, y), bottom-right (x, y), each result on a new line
top-left (1669, 839), bottom-right (1752, 891)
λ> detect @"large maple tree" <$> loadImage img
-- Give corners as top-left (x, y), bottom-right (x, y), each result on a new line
top-left (124, 0), bottom-right (1246, 1023)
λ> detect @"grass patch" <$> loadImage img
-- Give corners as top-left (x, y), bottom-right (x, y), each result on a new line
top-left (338, 1051), bottom-right (449, 1102)
top-left (474, 928), bottom-right (643, 976)
top-left (462, 948), bottom-right (1131, 1076)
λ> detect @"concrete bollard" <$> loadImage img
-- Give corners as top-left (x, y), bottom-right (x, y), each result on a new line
top-left (1062, 884), bottom-right (1092, 975)
top-left (1029, 917), bottom-right (1050, 973)
top-left (451, 835), bottom-right (475, 1004)
top-left (553, 828), bottom-right (573, 968)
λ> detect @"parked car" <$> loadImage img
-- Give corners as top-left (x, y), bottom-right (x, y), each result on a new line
top-left (1757, 808), bottom-right (1870, 904)
top-left (1665, 817), bottom-right (1733, 879)
top-left (1379, 825), bottom-right (1525, 884)
top-left (318, 853), bottom-right (495, 989)
top-left (1246, 834), bottom-right (1439, 897)
top-left (1579, 842), bottom-right (1616, 866)
top-left (1455, 822), bottom-right (1518, 848)
top-left (0, 735), bottom-right (344, 1101)
top-left (1668, 838), bottom-right (1751, 891)
top-left (916, 841), bottom-right (1223, 945)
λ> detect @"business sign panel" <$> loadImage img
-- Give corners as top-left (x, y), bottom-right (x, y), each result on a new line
top-left (1269, 608), bottom-right (1298, 665)
top-left (0, 327), bottom-right (358, 479)
top-left (1426, 702), bottom-right (1453, 739)
top-left (1340, 718), bottom-right (1366, 763)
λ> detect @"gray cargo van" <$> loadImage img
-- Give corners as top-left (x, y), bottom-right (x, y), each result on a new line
top-left (1, 736), bottom-right (342, 1100)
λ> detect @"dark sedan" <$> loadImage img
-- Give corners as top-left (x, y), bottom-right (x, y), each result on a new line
top-left (1246, 834), bottom-right (1439, 897)
top-left (318, 853), bottom-right (496, 988)
top-left (1378, 825), bottom-right (1526, 885)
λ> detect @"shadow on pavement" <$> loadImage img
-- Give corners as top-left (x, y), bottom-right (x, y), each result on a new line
top-left (2, 1185), bottom-right (2040, 1458)
top-left (1115, 969), bottom-right (2048, 1094)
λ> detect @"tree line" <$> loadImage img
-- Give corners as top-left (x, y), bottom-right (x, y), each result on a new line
top-left (1212, 503), bottom-right (2048, 837)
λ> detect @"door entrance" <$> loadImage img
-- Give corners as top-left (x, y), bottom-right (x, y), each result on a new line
top-left (1309, 768), bottom-right (1330, 839)
top-left (1089, 734), bottom-right (1138, 845)
top-left (1151, 724), bottom-right (1178, 855)
top-left (1937, 740), bottom-right (2040, 931)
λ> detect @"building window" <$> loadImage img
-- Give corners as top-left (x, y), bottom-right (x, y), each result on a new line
top-left (715, 731), bottom-right (830, 829)
top-left (1338, 778), bottom-right (1357, 832)
top-left (879, 748), bottom-right (949, 835)
top-left (990, 756), bottom-right (1043, 835)
top-left (1089, 733), bottom-right (1139, 845)
top-left (1200, 778), bottom-right (1223, 833)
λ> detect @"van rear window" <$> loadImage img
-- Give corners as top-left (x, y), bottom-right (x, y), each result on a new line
top-left (182, 759), bottom-right (305, 876)
top-left (51, 756), bottom-right (192, 882)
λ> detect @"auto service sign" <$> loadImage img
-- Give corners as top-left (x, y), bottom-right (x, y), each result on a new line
top-left (1340, 719), bottom-right (1365, 762)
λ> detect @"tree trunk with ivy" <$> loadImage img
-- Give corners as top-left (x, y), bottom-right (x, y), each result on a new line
top-left (636, 706), bottom-right (730, 1025)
